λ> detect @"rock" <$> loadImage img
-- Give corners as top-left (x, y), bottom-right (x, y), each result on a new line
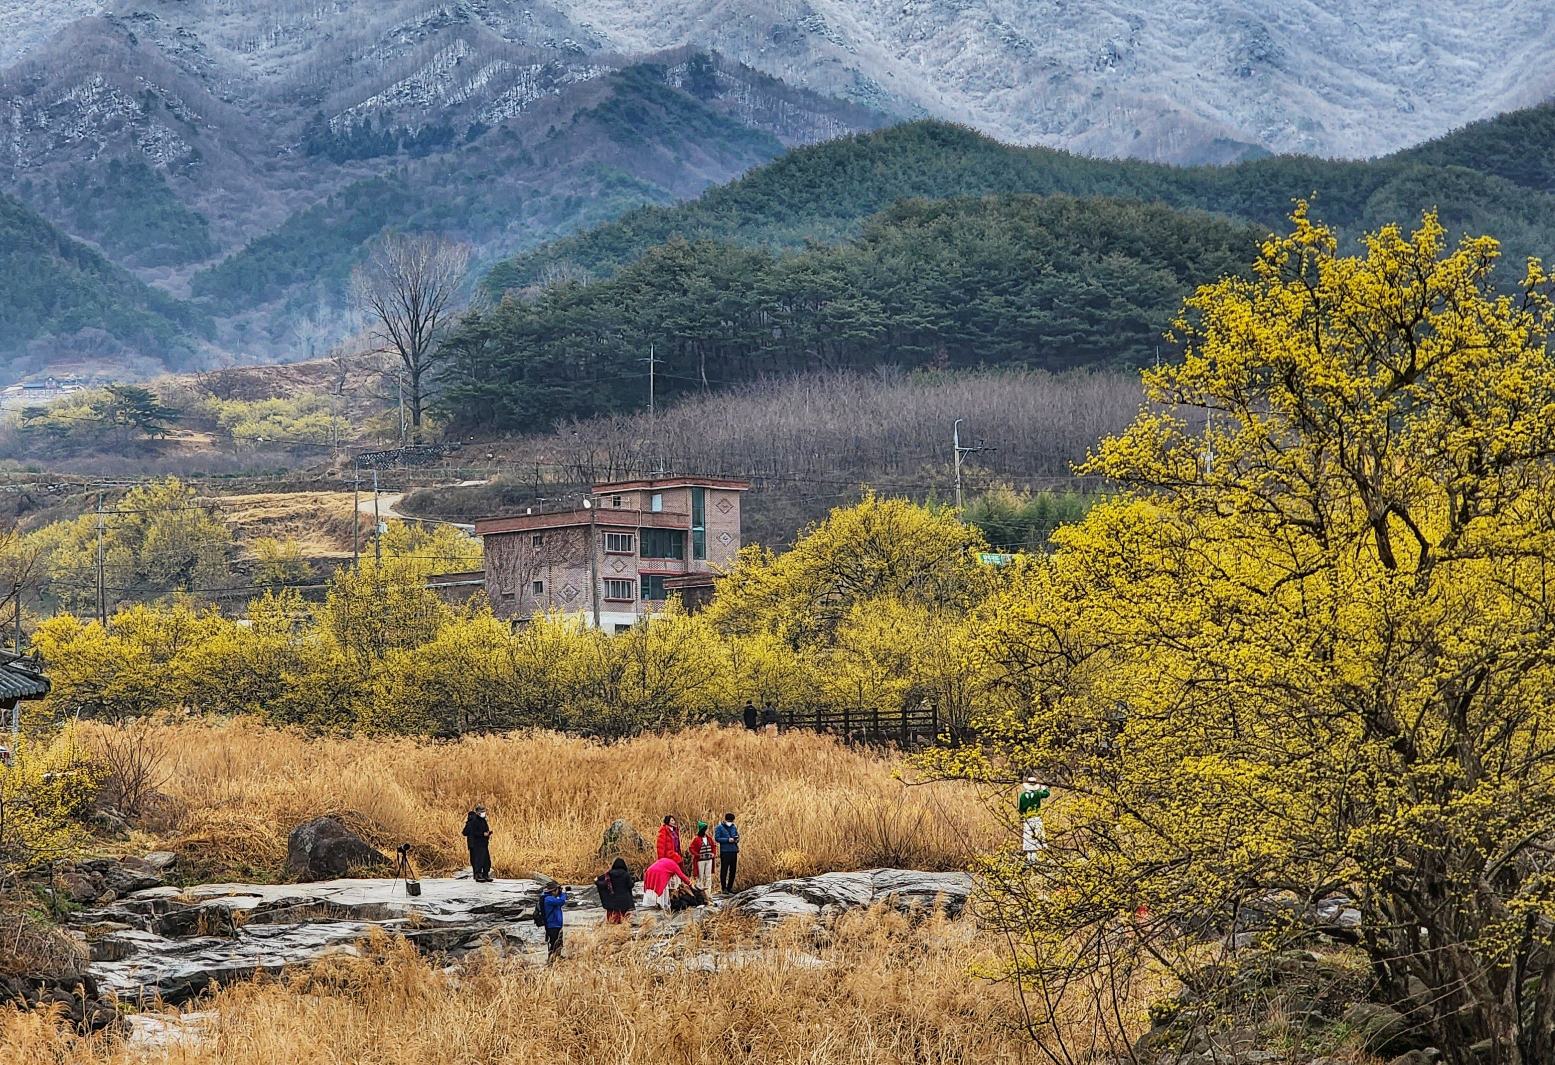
top-left (1342, 1002), bottom-right (1433, 1054)
top-left (284, 818), bottom-right (388, 881)
top-left (86, 876), bottom-right (562, 1004)
top-left (62, 873), bottom-right (104, 904)
top-left (90, 809), bottom-right (130, 836)
top-left (726, 869), bottom-right (972, 922)
top-left (142, 851), bottom-right (177, 871)
top-left (103, 863), bottom-right (163, 898)
top-left (598, 818), bottom-right (649, 860)
top-left (1387, 1051), bottom-right (1439, 1065)
top-left (79, 867), bottom-right (965, 1006)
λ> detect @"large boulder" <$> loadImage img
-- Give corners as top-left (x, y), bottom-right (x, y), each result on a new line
top-left (284, 818), bottom-right (388, 881)
top-left (597, 819), bottom-right (649, 861)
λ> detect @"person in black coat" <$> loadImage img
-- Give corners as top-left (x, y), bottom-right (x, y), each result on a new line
top-left (597, 858), bottom-right (635, 923)
top-left (743, 700), bottom-right (759, 731)
top-left (462, 804), bottom-right (493, 883)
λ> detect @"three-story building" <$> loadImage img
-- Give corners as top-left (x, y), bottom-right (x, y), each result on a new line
top-left (473, 476), bottom-right (749, 630)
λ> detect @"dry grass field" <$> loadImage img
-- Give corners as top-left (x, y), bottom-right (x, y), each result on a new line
top-left (2, 909), bottom-right (1037, 1065)
top-left (208, 492), bottom-right (364, 559)
top-left (98, 722), bottom-right (997, 886)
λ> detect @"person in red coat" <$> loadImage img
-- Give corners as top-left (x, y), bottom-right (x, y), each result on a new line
top-left (642, 856), bottom-right (692, 912)
top-left (656, 815), bottom-right (682, 862)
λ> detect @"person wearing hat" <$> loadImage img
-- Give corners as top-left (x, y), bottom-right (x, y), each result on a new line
top-left (687, 820), bottom-right (716, 893)
top-left (1018, 776), bottom-right (1051, 861)
top-left (462, 803), bottom-right (494, 883)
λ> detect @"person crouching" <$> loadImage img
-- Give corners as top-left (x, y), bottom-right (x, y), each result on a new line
top-left (641, 854), bottom-right (691, 913)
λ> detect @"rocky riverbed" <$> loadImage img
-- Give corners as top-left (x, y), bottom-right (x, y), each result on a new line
top-left (68, 868), bottom-right (973, 1006)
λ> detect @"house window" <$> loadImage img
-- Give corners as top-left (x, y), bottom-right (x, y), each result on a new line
top-left (650, 493), bottom-right (663, 512)
top-left (614, 623), bottom-right (633, 634)
top-left (611, 495), bottom-right (622, 508)
top-left (501, 591), bottom-right (515, 600)
top-left (604, 579), bottom-right (635, 601)
top-left (691, 486), bottom-right (706, 561)
top-left (531, 534), bottom-right (544, 548)
top-left (604, 532), bottom-right (636, 554)
top-left (533, 580), bottom-right (544, 595)
top-left (640, 528), bottom-right (685, 559)
top-left (642, 574), bottom-right (667, 601)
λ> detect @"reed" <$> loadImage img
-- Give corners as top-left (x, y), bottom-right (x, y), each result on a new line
top-left (92, 721), bottom-right (993, 885)
top-left (2, 907), bottom-right (1037, 1065)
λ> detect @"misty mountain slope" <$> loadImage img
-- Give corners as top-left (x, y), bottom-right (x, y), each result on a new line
top-left (0, 192), bottom-right (206, 374)
top-left (2, 2), bottom-right (879, 252)
top-left (1, 1), bottom-right (882, 371)
top-left (188, 61), bottom-right (808, 318)
top-left (547, 0), bottom-right (1555, 163)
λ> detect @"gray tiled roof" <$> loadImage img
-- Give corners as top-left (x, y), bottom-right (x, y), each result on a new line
top-left (0, 653), bottom-right (48, 702)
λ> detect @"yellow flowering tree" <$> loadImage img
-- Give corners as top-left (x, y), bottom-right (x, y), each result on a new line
top-left (0, 727), bottom-right (102, 892)
top-left (929, 211), bottom-right (1555, 1064)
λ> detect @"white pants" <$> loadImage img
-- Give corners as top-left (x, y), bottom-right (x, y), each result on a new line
top-left (641, 888), bottom-right (672, 912)
top-left (1022, 815), bottom-right (1046, 856)
top-left (695, 859), bottom-right (714, 892)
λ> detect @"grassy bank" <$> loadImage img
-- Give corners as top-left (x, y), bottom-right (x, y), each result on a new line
top-left (94, 721), bottom-right (995, 886)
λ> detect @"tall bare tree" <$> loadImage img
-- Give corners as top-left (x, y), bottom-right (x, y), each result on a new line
top-left (350, 233), bottom-right (470, 441)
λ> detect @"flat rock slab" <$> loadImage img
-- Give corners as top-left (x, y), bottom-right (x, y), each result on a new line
top-left (83, 877), bottom-right (604, 1004)
top-left (726, 869), bottom-right (973, 922)
top-left (79, 868), bottom-right (970, 1005)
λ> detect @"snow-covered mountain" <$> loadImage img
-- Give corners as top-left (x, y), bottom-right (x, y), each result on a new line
top-left (546, 0), bottom-right (1555, 163)
top-left (9, 1), bottom-right (1554, 168)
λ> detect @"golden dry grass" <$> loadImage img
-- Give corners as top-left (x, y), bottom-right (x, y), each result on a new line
top-left (207, 493), bottom-right (364, 559)
top-left (101, 722), bottom-right (994, 885)
top-left (1, 908), bottom-right (1034, 1065)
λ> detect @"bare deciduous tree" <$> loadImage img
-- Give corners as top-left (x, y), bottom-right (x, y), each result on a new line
top-left (350, 233), bottom-right (470, 441)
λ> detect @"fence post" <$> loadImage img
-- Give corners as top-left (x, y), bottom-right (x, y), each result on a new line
top-left (843, 705), bottom-right (851, 743)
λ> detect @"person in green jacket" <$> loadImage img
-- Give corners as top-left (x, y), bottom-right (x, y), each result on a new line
top-left (1019, 775), bottom-right (1051, 860)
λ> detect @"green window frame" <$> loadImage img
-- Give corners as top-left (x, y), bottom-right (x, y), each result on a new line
top-left (691, 487), bottom-right (707, 560)
top-left (640, 528), bottom-right (685, 559)
top-left (642, 574), bottom-right (668, 601)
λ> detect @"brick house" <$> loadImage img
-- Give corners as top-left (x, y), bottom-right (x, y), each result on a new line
top-left (474, 476), bottom-right (749, 630)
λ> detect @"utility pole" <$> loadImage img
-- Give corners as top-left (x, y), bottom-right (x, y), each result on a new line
top-left (95, 492), bottom-right (106, 626)
top-left (373, 466), bottom-right (382, 565)
top-left (953, 419), bottom-right (996, 521)
top-left (353, 461), bottom-right (361, 571)
top-left (641, 343), bottom-right (666, 475)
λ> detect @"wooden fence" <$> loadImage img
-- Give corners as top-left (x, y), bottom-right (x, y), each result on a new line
top-left (779, 705), bottom-right (941, 748)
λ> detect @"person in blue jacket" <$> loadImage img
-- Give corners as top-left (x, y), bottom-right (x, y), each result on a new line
top-left (542, 881), bottom-right (568, 960)
top-left (714, 812), bottom-right (740, 893)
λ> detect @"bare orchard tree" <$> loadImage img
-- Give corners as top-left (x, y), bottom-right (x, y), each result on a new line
top-left (350, 233), bottom-right (470, 441)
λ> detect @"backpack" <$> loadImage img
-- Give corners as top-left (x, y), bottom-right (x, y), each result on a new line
top-left (531, 898), bottom-right (546, 926)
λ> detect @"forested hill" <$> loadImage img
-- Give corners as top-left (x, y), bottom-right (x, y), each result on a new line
top-left (0, 193), bottom-right (207, 370)
top-left (485, 114), bottom-right (1555, 295)
top-left (442, 194), bottom-right (1259, 430)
